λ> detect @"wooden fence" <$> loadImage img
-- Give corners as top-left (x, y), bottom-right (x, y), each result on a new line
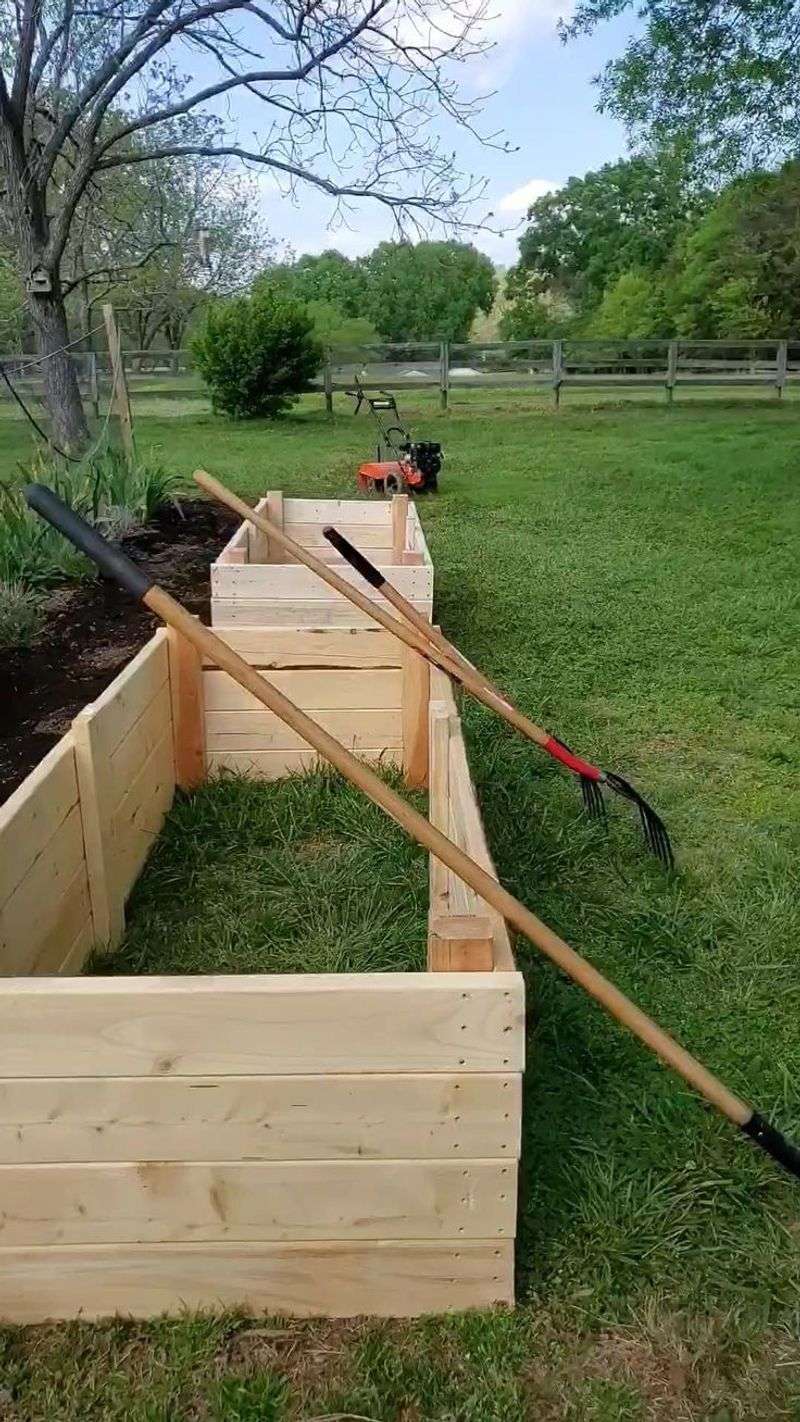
top-left (3, 339), bottom-right (800, 415)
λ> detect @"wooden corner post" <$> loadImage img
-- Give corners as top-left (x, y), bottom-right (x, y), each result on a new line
top-left (167, 626), bottom-right (206, 791)
top-left (402, 640), bottom-right (429, 789)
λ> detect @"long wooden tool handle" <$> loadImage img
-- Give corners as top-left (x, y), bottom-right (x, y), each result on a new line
top-left (194, 472), bottom-right (556, 757)
top-left (323, 523), bottom-right (559, 752)
top-left (23, 481), bottom-right (800, 1180)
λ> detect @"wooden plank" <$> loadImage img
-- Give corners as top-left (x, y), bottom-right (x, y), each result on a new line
top-left (109, 681), bottom-right (172, 794)
top-left (0, 1239), bottom-right (514, 1322)
top-left (55, 910), bottom-right (96, 978)
top-left (208, 748), bottom-right (402, 780)
top-left (283, 498), bottom-right (392, 525)
top-left (111, 730), bottom-right (174, 901)
top-left (211, 562), bottom-right (432, 602)
top-left (167, 626), bottom-right (205, 791)
top-left (216, 520), bottom-right (250, 565)
top-left (402, 644), bottom-right (429, 789)
top-left (428, 699), bottom-right (455, 920)
top-left (87, 632), bottom-right (169, 759)
top-left (203, 667), bottom-right (402, 713)
top-left (447, 724), bottom-right (515, 973)
top-left (210, 597), bottom-right (433, 628)
top-left (281, 544), bottom-right (395, 567)
top-left (0, 864), bottom-right (93, 977)
top-left (200, 627), bottom-right (401, 669)
top-left (392, 493), bottom-right (409, 560)
top-left (283, 522), bottom-right (401, 549)
top-left (0, 973), bottom-right (525, 1077)
top-left (0, 735), bottom-right (79, 909)
top-left (0, 1072), bottom-right (522, 1165)
top-left (0, 1158), bottom-right (516, 1246)
top-left (259, 489), bottom-right (283, 563)
top-left (0, 805), bottom-right (88, 975)
top-left (205, 708), bottom-right (402, 753)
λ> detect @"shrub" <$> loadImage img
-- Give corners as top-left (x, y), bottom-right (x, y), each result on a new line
top-left (192, 289), bottom-right (323, 418)
top-left (0, 580), bottom-right (45, 649)
top-left (0, 444), bottom-right (183, 588)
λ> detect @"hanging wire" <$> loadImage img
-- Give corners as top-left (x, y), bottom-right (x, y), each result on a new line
top-left (0, 355), bottom-right (117, 466)
top-left (8, 325), bottom-right (105, 375)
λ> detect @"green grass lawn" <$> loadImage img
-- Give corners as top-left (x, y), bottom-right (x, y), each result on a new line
top-left (2, 392), bottom-right (800, 1419)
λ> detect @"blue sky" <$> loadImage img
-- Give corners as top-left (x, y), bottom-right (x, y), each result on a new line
top-left (247, 3), bottom-right (638, 266)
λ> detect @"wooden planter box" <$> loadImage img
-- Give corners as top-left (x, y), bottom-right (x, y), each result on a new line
top-left (211, 493), bottom-right (434, 627)
top-left (0, 524), bottom-right (523, 1324)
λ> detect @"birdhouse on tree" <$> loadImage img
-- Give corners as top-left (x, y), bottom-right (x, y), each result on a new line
top-left (27, 265), bottom-right (52, 295)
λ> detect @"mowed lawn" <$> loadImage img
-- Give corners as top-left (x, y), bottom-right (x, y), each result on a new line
top-left (1, 393), bottom-right (800, 1419)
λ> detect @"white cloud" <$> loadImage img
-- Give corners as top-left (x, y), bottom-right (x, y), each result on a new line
top-left (497, 178), bottom-right (557, 213)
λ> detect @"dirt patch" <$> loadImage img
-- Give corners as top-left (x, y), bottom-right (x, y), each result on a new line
top-left (0, 498), bottom-right (236, 804)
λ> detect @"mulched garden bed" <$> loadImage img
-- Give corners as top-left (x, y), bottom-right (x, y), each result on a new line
top-left (0, 497), bottom-right (236, 804)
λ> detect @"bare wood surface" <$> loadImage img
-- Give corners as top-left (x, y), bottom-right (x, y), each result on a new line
top-left (0, 1157), bottom-right (516, 1246)
top-left (167, 627), bottom-right (206, 790)
top-left (0, 1072), bottom-right (521, 1165)
top-left (0, 1239), bottom-right (514, 1322)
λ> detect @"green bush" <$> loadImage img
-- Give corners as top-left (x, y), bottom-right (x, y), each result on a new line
top-left (0, 580), bottom-right (45, 649)
top-left (192, 289), bottom-right (323, 418)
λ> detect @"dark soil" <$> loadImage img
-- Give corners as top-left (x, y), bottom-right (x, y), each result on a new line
top-left (0, 498), bottom-right (237, 804)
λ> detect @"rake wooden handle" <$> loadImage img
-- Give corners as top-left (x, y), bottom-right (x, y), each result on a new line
top-left (194, 471), bottom-right (556, 757)
top-left (23, 480), bottom-right (800, 1179)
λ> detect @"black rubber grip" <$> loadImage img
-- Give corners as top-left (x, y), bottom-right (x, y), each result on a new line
top-left (23, 484), bottom-right (154, 601)
top-left (323, 526), bottom-right (386, 590)
top-left (742, 1112), bottom-right (800, 1179)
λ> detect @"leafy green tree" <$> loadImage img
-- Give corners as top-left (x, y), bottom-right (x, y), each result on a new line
top-left (361, 241), bottom-right (496, 342)
top-left (565, 1), bottom-right (800, 177)
top-left (504, 155), bottom-right (705, 326)
top-left (305, 300), bottom-right (378, 349)
top-left (586, 270), bottom-right (671, 338)
top-left (192, 289), bottom-right (322, 419)
top-left (257, 252), bottom-right (367, 318)
top-left (669, 162), bottom-right (800, 337)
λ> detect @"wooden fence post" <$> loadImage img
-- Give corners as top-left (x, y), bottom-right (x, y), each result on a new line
top-left (552, 340), bottom-right (564, 409)
top-left (666, 340), bottom-right (678, 405)
top-left (167, 626), bottom-right (206, 792)
top-left (776, 339), bottom-right (788, 400)
top-left (102, 303), bottom-right (135, 461)
top-left (392, 493), bottom-right (409, 563)
top-left (439, 341), bottom-right (450, 410)
top-left (89, 351), bottom-right (100, 419)
top-left (323, 349), bottom-right (334, 414)
top-left (72, 707), bottom-right (125, 949)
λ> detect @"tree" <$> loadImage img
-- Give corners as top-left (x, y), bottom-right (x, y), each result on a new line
top-left (361, 240), bottom-right (496, 341)
top-left (565, 1), bottom-right (800, 177)
top-left (503, 155), bottom-right (705, 326)
top-left (305, 300), bottom-right (378, 348)
top-left (258, 251), bottom-right (367, 317)
top-left (586, 270), bottom-right (671, 338)
top-left (668, 162), bottom-right (800, 338)
top-left (0, 252), bottom-right (24, 347)
top-left (0, 3), bottom-right (490, 450)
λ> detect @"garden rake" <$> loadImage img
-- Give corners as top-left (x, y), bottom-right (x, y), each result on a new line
top-left (23, 481), bottom-right (800, 1184)
top-left (192, 471), bottom-right (673, 869)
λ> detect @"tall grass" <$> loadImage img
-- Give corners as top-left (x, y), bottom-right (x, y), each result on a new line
top-left (0, 444), bottom-right (183, 646)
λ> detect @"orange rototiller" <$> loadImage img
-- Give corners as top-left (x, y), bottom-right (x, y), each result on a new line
top-left (347, 377), bottom-right (442, 495)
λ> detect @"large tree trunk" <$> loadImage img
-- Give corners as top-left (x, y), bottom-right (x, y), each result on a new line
top-left (27, 285), bottom-right (89, 453)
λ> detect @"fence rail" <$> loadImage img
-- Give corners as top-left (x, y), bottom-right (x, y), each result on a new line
top-left (2, 340), bottom-right (799, 415)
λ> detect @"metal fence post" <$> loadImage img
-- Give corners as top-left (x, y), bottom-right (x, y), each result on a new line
top-left (776, 339), bottom-right (788, 400)
top-left (552, 340), bottom-right (564, 409)
top-left (439, 341), bottom-right (450, 410)
top-left (666, 340), bottom-right (678, 406)
top-left (323, 349), bottom-right (334, 414)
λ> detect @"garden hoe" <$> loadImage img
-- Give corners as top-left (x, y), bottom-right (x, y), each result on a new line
top-left (24, 480), bottom-right (800, 1187)
top-left (192, 471), bottom-right (673, 869)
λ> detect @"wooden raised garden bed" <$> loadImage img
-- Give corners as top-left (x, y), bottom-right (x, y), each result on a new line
top-left (0, 497), bottom-right (523, 1324)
